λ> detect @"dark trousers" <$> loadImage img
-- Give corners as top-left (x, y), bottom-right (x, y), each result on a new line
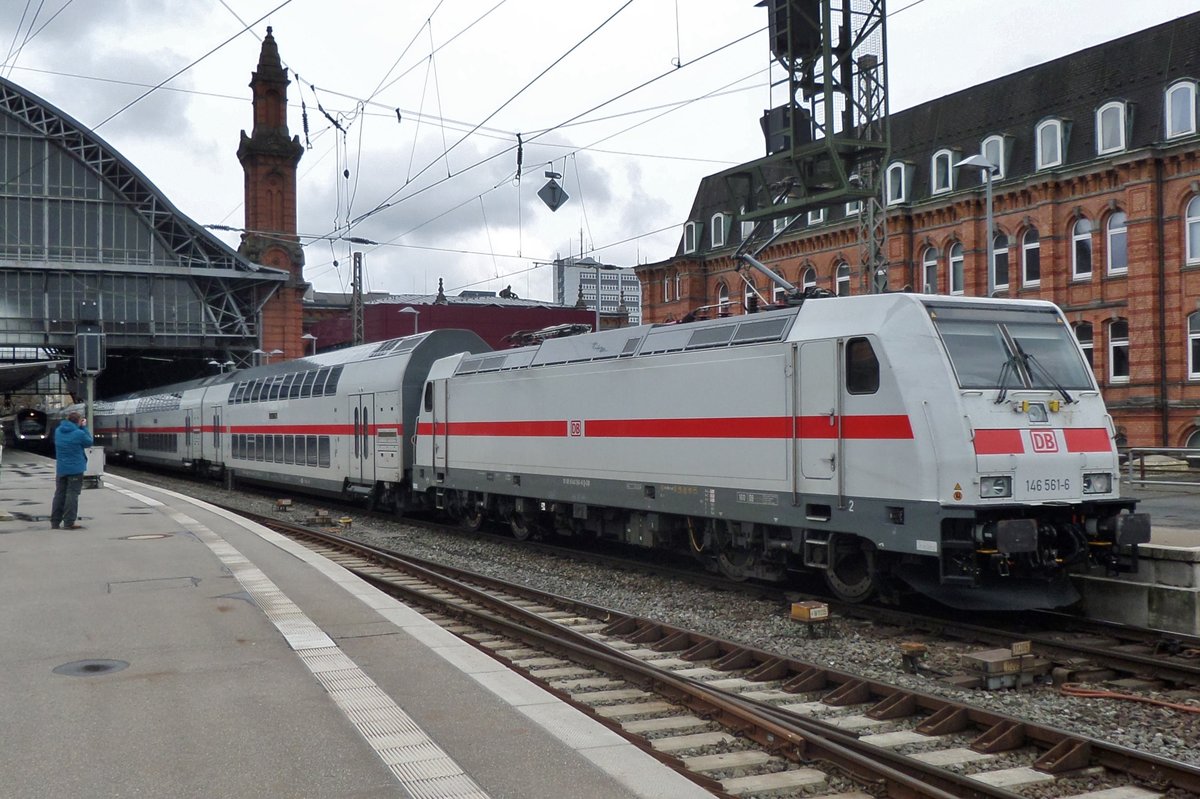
top-left (51, 474), bottom-right (84, 528)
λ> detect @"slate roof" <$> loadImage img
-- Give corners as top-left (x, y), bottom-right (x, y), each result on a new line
top-left (675, 11), bottom-right (1200, 258)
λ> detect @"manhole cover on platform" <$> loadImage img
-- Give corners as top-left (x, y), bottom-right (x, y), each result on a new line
top-left (120, 534), bottom-right (173, 540)
top-left (53, 659), bottom-right (129, 677)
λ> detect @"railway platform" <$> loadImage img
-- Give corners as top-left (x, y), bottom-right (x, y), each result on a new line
top-left (1075, 482), bottom-right (1200, 635)
top-left (0, 448), bottom-right (712, 799)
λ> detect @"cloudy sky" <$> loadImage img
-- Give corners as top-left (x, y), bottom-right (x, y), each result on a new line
top-left (3, 0), bottom-right (1197, 301)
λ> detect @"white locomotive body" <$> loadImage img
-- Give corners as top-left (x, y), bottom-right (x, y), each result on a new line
top-left (412, 294), bottom-right (1148, 608)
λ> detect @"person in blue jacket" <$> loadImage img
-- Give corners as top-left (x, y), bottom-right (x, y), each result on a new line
top-left (51, 411), bottom-right (93, 530)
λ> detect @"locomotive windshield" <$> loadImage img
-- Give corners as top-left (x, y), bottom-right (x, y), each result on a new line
top-left (929, 305), bottom-right (1095, 391)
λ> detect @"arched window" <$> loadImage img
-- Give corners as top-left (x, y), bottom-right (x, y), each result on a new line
top-left (931, 149), bottom-right (954, 194)
top-left (1189, 312), bottom-right (1200, 380)
top-left (1166, 81), bottom-right (1198, 139)
top-left (675, 270), bottom-right (682, 300)
top-left (921, 247), bottom-right (939, 294)
top-left (744, 280), bottom-right (759, 311)
top-left (992, 232), bottom-right (1010, 292)
top-left (1107, 212), bottom-right (1127, 275)
top-left (1022, 228), bottom-right (1041, 286)
top-left (1096, 101), bottom-right (1127, 154)
top-left (835, 262), bottom-right (851, 296)
top-left (662, 271), bottom-right (672, 302)
top-left (1188, 197), bottom-right (1200, 264)
top-left (801, 267), bottom-right (816, 290)
top-left (886, 162), bottom-right (907, 205)
top-left (711, 213), bottom-right (726, 248)
top-left (1036, 119), bottom-right (1064, 169)
top-left (1072, 217), bottom-right (1093, 280)
top-left (981, 135), bottom-right (1007, 180)
top-left (1075, 322), bottom-right (1094, 368)
top-left (1108, 319), bottom-right (1130, 383)
top-left (949, 242), bottom-right (964, 295)
top-left (683, 221), bottom-right (697, 254)
top-left (773, 280), bottom-right (786, 303)
top-left (717, 282), bottom-right (730, 315)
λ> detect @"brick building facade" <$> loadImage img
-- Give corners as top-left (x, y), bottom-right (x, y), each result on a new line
top-left (237, 28), bottom-right (306, 361)
top-left (637, 13), bottom-right (1200, 449)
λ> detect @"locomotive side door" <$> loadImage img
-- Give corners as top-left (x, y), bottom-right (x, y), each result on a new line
top-left (432, 379), bottom-right (448, 477)
top-left (348, 393), bottom-right (375, 484)
top-left (799, 339), bottom-right (839, 481)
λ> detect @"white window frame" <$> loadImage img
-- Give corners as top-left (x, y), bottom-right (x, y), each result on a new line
top-left (1075, 322), bottom-right (1094, 369)
top-left (992, 232), bottom-right (1010, 293)
top-left (1022, 228), bottom-right (1041, 287)
top-left (773, 215), bottom-right (791, 234)
top-left (674, 271), bottom-right (682, 299)
top-left (885, 162), bottom-right (907, 205)
top-left (1106, 211), bottom-right (1128, 275)
top-left (1108, 319), bottom-right (1130, 384)
top-left (711, 213), bottom-right (726, 248)
top-left (662, 272), bottom-right (672, 303)
top-left (1096, 101), bottom-right (1127, 155)
top-left (807, 208), bottom-right (825, 225)
top-left (717, 282), bottom-right (730, 314)
top-left (835, 262), bottom-right (851, 296)
top-left (1188, 196), bottom-right (1200, 264)
top-left (845, 200), bottom-right (861, 216)
top-left (931, 149), bottom-right (954, 194)
top-left (981, 135), bottom-right (1007, 180)
top-left (801, 267), bottom-right (816, 290)
top-left (1036, 119), bottom-right (1064, 169)
top-left (1189, 312), bottom-right (1200, 380)
top-left (921, 247), bottom-right (938, 295)
top-left (1166, 80), bottom-right (1198, 139)
top-left (774, 283), bottom-right (786, 303)
top-left (949, 242), bottom-right (965, 295)
top-left (744, 281), bottom-right (758, 310)
top-left (739, 206), bottom-right (754, 241)
top-left (683, 221), bottom-right (697, 254)
top-left (1072, 217), bottom-right (1093, 281)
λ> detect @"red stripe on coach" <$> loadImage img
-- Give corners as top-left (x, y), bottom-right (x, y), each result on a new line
top-left (1064, 428), bottom-right (1113, 453)
top-left (446, 420), bottom-right (568, 437)
top-left (973, 429), bottom-right (1025, 455)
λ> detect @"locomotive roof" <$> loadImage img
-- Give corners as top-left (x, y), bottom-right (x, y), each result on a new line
top-left (453, 293), bottom-right (1064, 375)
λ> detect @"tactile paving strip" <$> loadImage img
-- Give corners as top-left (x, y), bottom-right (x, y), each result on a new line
top-left (107, 484), bottom-right (490, 799)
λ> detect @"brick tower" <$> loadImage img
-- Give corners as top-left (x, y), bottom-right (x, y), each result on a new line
top-left (237, 27), bottom-right (306, 361)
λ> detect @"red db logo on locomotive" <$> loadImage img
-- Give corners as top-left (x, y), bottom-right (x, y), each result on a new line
top-left (1030, 430), bottom-right (1058, 453)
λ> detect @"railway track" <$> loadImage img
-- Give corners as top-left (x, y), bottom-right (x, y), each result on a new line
top-left (235, 505), bottom-right (1200, 799)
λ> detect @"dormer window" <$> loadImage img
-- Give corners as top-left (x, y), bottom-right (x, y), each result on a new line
top-left (807, 208), bottom-right (825, 225)
top-left (711, 213), bottom-right (726, 248)
top-left (739, 205), bottom-right (754, 241)
top-left (981, 135), bottom-right (1007, 180)
top-left (683, 221), bottom-right (697, 254)
top-left (931, 149), bottom-right (955, 194)
top-left (1036, 118), bottom-right (1065, 169)
top-left (773, 215), bottom-right (792, 234)
top-left (1166, 81), bottom-right (1197, 139)
top-left (1096, 101), bottom-right (1128, 155)
top-left (845, 200), bottom-right (861, 216)
top-left (885, 162), bottom-right (908, 205)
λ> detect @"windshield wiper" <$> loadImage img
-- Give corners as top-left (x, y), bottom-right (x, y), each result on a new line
top-left (994, 351), bottom-right (1022, 404)
top-left (1014, 341), bottom-right (1076, 404)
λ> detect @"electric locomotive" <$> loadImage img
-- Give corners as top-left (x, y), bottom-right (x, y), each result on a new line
top-left (412, 293), bottom-right (1148, 610)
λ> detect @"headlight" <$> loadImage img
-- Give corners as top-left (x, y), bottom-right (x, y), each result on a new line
top-left (1083, 473), bottom-right (1113, 494)
top-left (980, 476), bottom-right (1012, 498)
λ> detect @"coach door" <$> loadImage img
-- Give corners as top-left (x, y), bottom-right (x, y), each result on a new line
top-left (185, 412), bottom-right (197, 463)
top-left (210, 406), bottom-right (223, 464)
top-left (349, 393), bottom-right (375, 484)
top-left (799, 340), bottom-right (840, 481)
top-left (373, 391), bottom-right (401, 481)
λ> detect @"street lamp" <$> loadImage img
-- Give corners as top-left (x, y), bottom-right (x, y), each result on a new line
top-left (398, 306), bottom-right (419, 335)
top-left (301, 332), bottom-right (318, 356)
top-left (955, 154), bottom-right (997, 297)
top-left (251, 348), bottom-right (265, 366)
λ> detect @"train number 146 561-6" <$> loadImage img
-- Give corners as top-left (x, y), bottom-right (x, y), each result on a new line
top-left (1026, 477), bottom-right (1069, 493)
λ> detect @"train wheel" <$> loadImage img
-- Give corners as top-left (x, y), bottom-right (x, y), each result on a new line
top-left (824, 533), bottom-right (878, 603)
top-left (717, 549), bottom-right (753, 581)
top-left (461, 504), bottom-right (485, 532)
top-left (510, 512), bottom-right (534, 541)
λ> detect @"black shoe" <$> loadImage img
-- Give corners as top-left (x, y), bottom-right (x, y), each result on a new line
top-left (50, 524), bottom-right (60, 529)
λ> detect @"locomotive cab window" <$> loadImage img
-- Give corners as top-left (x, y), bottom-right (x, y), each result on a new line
top-left (845, 338), bottom-right (879, 394)
top-left (424, 382), bottom-right (433, 412)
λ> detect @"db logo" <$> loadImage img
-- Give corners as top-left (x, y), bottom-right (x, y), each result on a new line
top-left (1030, 430), bottom-right (1058, 453)
top-left (569, 420), bottom-right (583, 437)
